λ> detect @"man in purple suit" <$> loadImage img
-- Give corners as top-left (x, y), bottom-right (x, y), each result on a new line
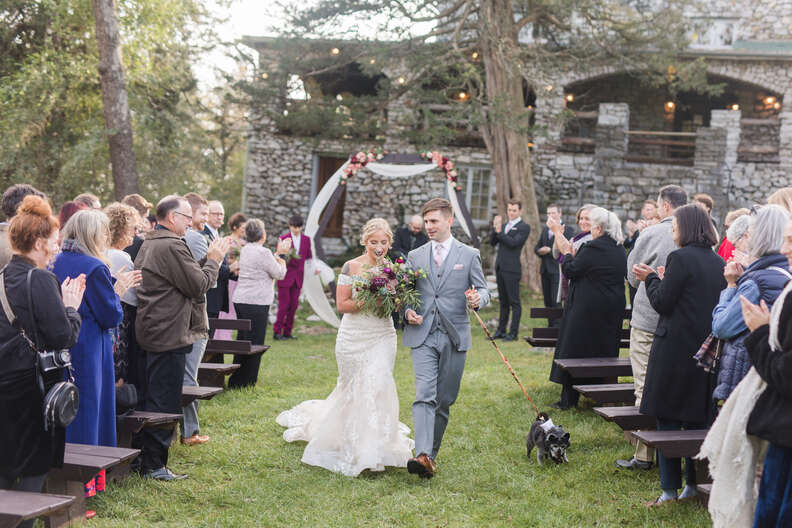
top-left (273, 215), bottom-right (312, 340)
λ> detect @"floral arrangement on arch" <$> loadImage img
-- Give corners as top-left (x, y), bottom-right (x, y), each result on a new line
top-left (421, 151), bottom-right (460, 191)
top-left (340, 149), bottom-right (385, 184)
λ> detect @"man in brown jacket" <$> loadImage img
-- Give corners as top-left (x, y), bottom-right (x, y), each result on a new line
top-left (134, 195), bottom-right (231, 481)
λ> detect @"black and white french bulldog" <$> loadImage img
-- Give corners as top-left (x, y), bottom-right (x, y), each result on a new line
top-left (526, 412), bottom-right (570, 465)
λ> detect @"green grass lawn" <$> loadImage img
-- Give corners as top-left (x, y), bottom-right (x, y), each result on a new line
top-left (88, 288), bottom-right (711, 527)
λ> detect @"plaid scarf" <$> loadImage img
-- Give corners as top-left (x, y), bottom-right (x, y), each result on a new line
top-left (61, 238), bottom-right (91, 255)
top-left (694, 333), bottom-right (723, 372)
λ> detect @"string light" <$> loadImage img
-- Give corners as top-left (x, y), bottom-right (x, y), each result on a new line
top-left (369, 59), bottom-right (376, 64)
top-left (330, 47), bottom-right (340, 55)
top-left (665, 101), bottom-right (675, 111)
top-left (731, 103), bottom-right (740, 111)
top-left (260, 72), bottom-right (269, 80)
top-left (774, 102), bottom-right (782, 110)
top-left (471, 51), bottom-right (479, 60)
top-left (545, 85), bottom-right (553, 92)
top-left (397, 76), bottom-right (406, 85)
top-left (765, 96), bottom-right (776, 105)
top-left (565, 94), bottom-right (574, 102)
top-left (457, 91), bottom-right (469, 101)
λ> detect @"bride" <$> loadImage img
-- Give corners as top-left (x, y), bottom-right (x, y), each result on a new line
top-left (276, 218), bottom-right (414, 477)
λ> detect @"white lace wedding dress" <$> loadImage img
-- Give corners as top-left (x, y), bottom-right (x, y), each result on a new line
top-left (276, 274), bottom-right (414, 477)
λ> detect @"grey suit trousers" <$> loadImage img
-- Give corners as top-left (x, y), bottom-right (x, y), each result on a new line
top-left (412, 328), bottom-right (467, 459)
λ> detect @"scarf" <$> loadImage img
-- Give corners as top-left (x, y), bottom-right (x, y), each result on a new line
top-left (61, 238), bottom-right (91, 256)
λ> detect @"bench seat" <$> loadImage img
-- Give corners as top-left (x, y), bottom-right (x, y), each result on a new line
top-left (198, 362), bottom-right (241, 388)
top-left (0, 490), bottom-right (75, 528)
top-left (628, 429), bottom-right (709, 458)
top-left (573, 383), bottom-right (635, 404)
top-left (554, 357), bottom-right (633, 378)
top-left (117, 410), bottom-right (182, 448)
top-left (592, 406), bottom-right (656, 430)
top-left (181, 385), bottom-right (224, 407)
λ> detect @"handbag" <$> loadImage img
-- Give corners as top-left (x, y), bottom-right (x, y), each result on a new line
top-left (0, 268), bottom-right (79, 431)
top-left (694, 333), bottom-right (724, 373)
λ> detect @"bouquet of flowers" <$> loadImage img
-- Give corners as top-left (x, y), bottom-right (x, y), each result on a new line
top-left (353, 257), bottom-right (426, 319)
top-left (283, 248), bottom-right (301, 264)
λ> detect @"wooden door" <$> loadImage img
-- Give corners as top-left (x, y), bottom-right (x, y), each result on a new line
top-left (316, 156), bottom-right (347, 237)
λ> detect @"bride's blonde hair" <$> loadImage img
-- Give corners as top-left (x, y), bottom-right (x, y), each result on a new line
top-left (359, 218), bottom-right (393, 246)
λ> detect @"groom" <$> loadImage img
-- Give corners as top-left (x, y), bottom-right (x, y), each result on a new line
top-left (403, 198), bottom-right (490, 479)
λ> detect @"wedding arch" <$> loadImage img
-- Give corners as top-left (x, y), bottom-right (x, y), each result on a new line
top-left (301, 150), bottom-right (481, 328)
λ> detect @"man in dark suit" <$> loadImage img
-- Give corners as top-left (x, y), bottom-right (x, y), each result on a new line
top-left (534, 203), bottom-right (574, 327)
top-left (204, 200), bottom-right (230, 336)
top-left (489, 199), bottom-right (531, 341)
top-left (391, 214), bottom-right (429, 260)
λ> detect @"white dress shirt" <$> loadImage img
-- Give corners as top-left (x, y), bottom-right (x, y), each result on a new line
top-left (291, 233), bottom-right (301, 253)
top-left (504, 218), bottom-right (521, 233)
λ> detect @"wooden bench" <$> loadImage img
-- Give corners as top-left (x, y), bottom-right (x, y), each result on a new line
top-left (592, 406), bottom-right (656, 431)
top-left (181, 385), bottom-right (224, 408)
top-left (572, 383), bottom-right (635, 405)
top-left (697, 483), bottom-right (712, 506)
top-left (526, 308), bottom-right (631, 349)
top-left (628, 429), bottom-right (709, 458)
top-left (0, 490), bottom-right (75, 528)
top-left (45, 444), bottom-right (139, 527)
top-left (117, 410), bottom-right (182, 449)
top-left (553, 357), bottom-right (633, 378)
top-left (198, 362), bottom-right (241, 388)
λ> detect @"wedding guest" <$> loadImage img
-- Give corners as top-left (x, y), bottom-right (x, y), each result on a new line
top-left (711, 205), bottom-right (790, 402)
top-left (215, 212), bottom-right (247, 341)
top-left (624, 200), bottom-right (659, 305)
top-left (617, 184), bottom-right (687, 471)
top-left (53, 209), bottom-right (134, 497)
top-left (273, 215), bottom-right (311, 341)
top-left (724, 214), bottom-right (753, 267)
top-left (634, 203), bottom-right (725, 504)
top-left (716, 208), bottom-right (750, 261)
top-left (134, 195), bottom-right (229, 480)
top-left (740, 218), bottom-right (792, 527)
top-left (768, 187), bottom-right (792, 213)
top-left (0, 196), bottom-right (84, 528)
top-left (554, 204), bottom-right (595, 303)
top-left (0, 184), bottom-right (45, 269)
top-left (121, 193), bottom-right (153, 262)
top-left (391, 214), bottom-right (429, 260)
top-left (181, 192), bottom-right (212, 447)
top-left (74, 193), bottom-right (102, 210)
top-left (58, 201), bottom-right (88, 230)
top-left (547, 207), bottom-right (626, 409)
top-left (693, 193), bottom-right (714, 214)
top-left (105, 203), bottom-right (144, 392)
top-left (489, 199), bottom-right (531, 341)
top-left (229, 219), bottom-right (288, 388)
top-left (534, 203), bottom-right (573, 327)
top-left (205, 200), bottom-right (231, 330)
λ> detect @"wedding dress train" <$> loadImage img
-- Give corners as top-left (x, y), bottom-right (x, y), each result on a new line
top-left (276, 274), bottom-right (414, 477)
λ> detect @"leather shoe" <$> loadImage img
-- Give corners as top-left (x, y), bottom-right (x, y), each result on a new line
top-left (492, 331), bottom-right (506, 339)
top-left (503, 334), bottom-right (517, 342)
top-left (273, 333), bottom-right (285, 341)
top-left (549, 401), bottom-right (571, 410)
top-left (180, 434), bottom-right (210, 446)
top-left (142, 467), bottom-right (188, 481)
top-left (285, 334), bottom-right (297, 340)
top-left (615, 457), bottom-right (653, 470)
top-left (407, 453), bottom-right (436, 479)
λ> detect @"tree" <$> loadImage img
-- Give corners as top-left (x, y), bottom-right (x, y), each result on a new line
top-left (270, 0), bottom-right (714, 287)
top-left (92, 0), bottom-right (139, 199)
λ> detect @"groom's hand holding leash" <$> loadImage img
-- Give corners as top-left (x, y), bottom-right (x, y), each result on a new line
top-left (405, 309), bottom-right (423, 325)
top-left (465, 288), bottom-right (481, 310)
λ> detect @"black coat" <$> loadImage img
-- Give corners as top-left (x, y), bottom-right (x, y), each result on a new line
top-left (0, 256), bottom-right (81, 479)
top-left (640, 244), bottom-right (726, 424)
top-left (204, 226), bottom-right (231, 314)
top-left (534, 225), bottom-right (574, 275)
top-left (124, 234), bottom-right (144, 262)
top-left (744, 292), bottom-right (792, 448)
top-left (391, 226), bottom-right (428, 260)
top-left (489, 219), bottom-right (531, 275)
top-left (549, 235), bottom-right (627, 384)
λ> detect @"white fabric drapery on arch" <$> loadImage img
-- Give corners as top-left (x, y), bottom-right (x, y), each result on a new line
top-left (301, 159), bottom-right (476, 328)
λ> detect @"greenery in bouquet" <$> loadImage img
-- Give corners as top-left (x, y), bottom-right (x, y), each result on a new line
top-left (353, 258), bottom-right (426, 319)
top-left (283, 248), bottom-right (301, 264)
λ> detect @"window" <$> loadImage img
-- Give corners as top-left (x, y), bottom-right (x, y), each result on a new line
top-left (459, 165), bottom-right (494, 225)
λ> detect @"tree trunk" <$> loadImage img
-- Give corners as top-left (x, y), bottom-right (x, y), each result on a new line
top-left (92, 0), bottom-right (139, 199)
top-left (478, 0), bottom-right (541, 292)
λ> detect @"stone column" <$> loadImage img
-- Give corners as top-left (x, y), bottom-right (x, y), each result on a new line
top-left (779, 111), bottom-right (792, 164)
top-left (594, 103), bottom-right (629, 159)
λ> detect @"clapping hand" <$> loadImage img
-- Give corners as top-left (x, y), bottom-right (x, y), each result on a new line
top-left (276, 238), bottom-right (292, 256)
top-left (632, 263), bottom-right (656, 281)
top-left (626, 219), bottom-right (638, 237)
top-left (656, 266), bottom-right (665, 280)
top-left (724, 261), bottom-right (744, 287)
top-left (546, 216), bottom-right (562, 233)
top-left (208, 236), bottom-right (233, 263)
top-left (493, 215), bottom-right (502, 234)
top-left (61, 274), bottom-right (87, 310)
top-left (740, 296), bottom-right (770, 332)
top-left (114, 269), bottom-right (142, 297)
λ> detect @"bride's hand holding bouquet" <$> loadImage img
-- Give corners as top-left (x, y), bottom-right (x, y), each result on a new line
top-left (353, 257), bottom-right (426, 319)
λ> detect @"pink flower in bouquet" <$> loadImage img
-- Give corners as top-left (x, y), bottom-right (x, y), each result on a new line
top-left (396, 257), bottom-right (404, 264)
top-left (446, 161), bottom-right (454, 170)
top-left (356, 151), bottom-right (366, 160)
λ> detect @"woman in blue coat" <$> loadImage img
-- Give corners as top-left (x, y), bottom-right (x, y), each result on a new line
top-left (53, 210), bottom-right (135, 453)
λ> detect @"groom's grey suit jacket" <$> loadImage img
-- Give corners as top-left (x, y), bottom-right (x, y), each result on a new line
top-left (402, 238), bottom-right (490, 351)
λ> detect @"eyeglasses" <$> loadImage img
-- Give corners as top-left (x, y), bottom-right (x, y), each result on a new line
top-left (175, 211), bottom-right (193, 221)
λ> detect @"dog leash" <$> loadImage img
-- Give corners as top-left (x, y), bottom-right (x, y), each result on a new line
top-left (467, 290), bottom-right (539, 415)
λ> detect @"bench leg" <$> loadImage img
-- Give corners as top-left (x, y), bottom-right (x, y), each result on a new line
top-left (45, 479), bottom-right (84, 527)
top-left (197, 371), bottom-right (225, 388)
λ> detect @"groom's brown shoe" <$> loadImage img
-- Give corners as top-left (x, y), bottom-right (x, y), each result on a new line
top-left (407, 454), bottom-right (436, 479)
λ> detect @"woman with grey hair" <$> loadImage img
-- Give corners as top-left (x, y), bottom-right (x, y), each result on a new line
top-left (725, 214), bottom-right (753, 266)
top-left (711, 204), bottom-right (792, 401)
top-left (229, 218), bottom-right (290, 388)
top-left (547, 206), bottom-right (627, 409)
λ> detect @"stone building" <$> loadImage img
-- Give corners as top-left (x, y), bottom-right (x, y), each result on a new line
top-left (242, 4), bottom-right (792, 255)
